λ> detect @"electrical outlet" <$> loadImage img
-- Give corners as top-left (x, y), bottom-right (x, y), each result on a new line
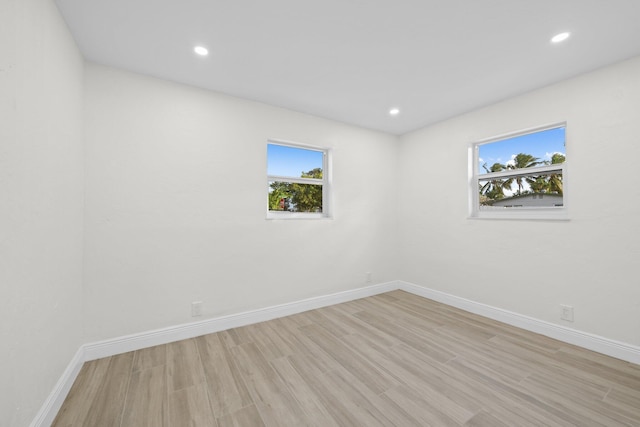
top-left (365, 272), bottom-right (372, 283)
top-left (560, 304), bottom-right (574, 322)
top-left (191, 301), bottom-right (203, 317)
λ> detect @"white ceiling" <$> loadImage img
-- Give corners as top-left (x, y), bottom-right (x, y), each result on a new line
top-left (54, 0), bottom-right (640, 135)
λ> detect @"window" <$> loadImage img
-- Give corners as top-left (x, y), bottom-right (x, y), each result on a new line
top-left (469, 123), bottom-right (567, 220)
top-left (267, 140), bottom-right (330, 219)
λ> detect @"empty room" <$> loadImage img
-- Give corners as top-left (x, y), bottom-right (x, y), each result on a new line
top-left (2, 0), bottom-right (640, 426)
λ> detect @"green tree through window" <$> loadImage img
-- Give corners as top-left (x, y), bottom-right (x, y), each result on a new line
top-left (268, 168), bottom-right (323, 213)
top-left (479, 152), bottom-right (565, 205)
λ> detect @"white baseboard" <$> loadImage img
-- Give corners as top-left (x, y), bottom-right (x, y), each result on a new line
top-left (83, 281), bottom-right (398, 361)
top-left (398, 281), bottom-right (640, 365)
top-left (35, 279), bottom-right (640, 426)
top-left (80, 280), bottom-right (640, 365)
top-left (30, 347), bottom-right (85, 427)
top-left (34, 281), bottom-right (396, 425)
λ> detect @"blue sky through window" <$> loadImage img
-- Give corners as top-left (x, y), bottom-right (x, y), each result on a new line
top-left (479, 127), bottom-right (565, 174)
top-left (268, 143), bottom-right (323, 177)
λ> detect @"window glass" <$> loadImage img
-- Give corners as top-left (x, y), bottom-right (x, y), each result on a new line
top-left (267, 144), bottom-right (323, 178)
top-left (479, 127), bottom-right (565, 173)
top-left (268, 181), bottom-right (323, 213)
top-left (479, 171), bottom-right (563, 209)
top-left (471, 124), bottom-right (567, 219)
top-left (267, 141), bottom-right (329, 218)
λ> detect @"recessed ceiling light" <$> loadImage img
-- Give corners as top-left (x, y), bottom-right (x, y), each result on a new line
top-left (551, 32), bottom-right (570, 44)
top-left (389, 108), bottom-right (400, 116)
top-left (194, 46), bottom-right (209, 56)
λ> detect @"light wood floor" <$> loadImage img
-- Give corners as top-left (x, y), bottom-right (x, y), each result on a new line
top-left (53, 291), bottom-right (640, 426)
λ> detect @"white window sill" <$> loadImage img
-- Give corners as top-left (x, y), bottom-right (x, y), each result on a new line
top-left (266, 211), bottom-right (332, 220)
top-left (469, 208), bottom-right (569, 221)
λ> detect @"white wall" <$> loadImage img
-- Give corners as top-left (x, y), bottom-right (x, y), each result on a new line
top-left (83, 63), bottom-right (399, 342)
top-left (0, 0), bottom-right (84, 426)
top-left (398, 55), bottom-right (640, 346)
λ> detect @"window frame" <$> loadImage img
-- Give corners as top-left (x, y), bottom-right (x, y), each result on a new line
top-left (266, 139), bottom-right (332, 220)
top-left (468, 122), bottom-right (569, 221)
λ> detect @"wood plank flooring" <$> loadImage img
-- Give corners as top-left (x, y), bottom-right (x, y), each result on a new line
top-left (52, 291), bottom-right (640, 426)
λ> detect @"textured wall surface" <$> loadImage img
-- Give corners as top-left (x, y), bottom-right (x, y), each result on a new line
top-left (0, 0), bottom-right (84, 425)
